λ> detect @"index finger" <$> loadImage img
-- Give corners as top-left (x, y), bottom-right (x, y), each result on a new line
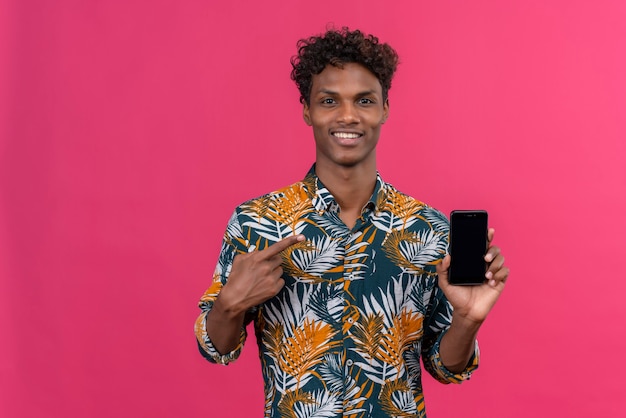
top-left (261, 234), bottom-right (305, 257)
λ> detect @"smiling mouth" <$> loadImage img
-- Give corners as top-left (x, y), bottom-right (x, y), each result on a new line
top-left (332, 132), bottom-right (362, 139)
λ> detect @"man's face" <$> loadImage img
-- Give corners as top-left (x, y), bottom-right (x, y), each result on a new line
top-left (303, 63), bottom-right (389, 170)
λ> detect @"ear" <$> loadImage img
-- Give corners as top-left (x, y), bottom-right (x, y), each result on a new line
top-left (381, 99), bottom-right (390, 124)
top-left (303, 101), bottom-right (312, 126)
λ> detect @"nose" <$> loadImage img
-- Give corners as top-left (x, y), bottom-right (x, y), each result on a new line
top-left (337, 102), bottom-right (360, 124)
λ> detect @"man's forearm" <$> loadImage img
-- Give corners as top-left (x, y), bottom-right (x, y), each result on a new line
top-left (439, 314), bottom-right (482, 373)
top-left (205, 294), bottom-right (246, 355)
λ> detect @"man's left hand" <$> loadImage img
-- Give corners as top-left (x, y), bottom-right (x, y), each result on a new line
top-left (436, 228), bottom-right (510, 325)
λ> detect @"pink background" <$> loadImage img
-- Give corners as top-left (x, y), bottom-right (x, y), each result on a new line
top-left (1, 1), bottom-right (625, 417)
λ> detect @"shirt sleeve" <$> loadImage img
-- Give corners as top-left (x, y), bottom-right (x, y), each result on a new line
top-left (194, 209), bottom-right (250, 365)
top-left (421, 284), bottom-right (480, 384)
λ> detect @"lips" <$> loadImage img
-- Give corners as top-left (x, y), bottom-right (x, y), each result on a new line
top-left (332, 132), bottom-right (361, 139)
top-left (331, 130), bottom-right (363, 145)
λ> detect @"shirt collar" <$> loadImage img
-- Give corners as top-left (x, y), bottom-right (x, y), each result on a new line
top-left (303, 164), bottom-right (389, 215)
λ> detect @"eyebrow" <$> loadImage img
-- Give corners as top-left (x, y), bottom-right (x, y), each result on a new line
top-left (315, 89), bottom-right (379, 97)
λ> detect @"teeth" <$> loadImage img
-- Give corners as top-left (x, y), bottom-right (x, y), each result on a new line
top-left (333, 132), bottom-right (360, 139)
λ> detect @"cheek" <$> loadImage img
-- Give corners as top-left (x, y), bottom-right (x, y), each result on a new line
top-left (310, 115), bottom-right (330, 131)
top-left (313, 126), bottom-right (329, 142)
top-left (368, 118), bottom-right (384, 131)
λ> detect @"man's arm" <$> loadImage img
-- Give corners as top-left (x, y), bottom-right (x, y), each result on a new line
top-left (205, 295), bottom-right (248, 355)
top-left (203, 234), bottom-right (305, 355)
top-left (438, 313), bottom-right (481, 373)
top-left (436, 228), bottom-right (509, 372)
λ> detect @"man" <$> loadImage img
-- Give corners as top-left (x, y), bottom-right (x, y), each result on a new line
top-left (195, 28), bottom-right (509, 417)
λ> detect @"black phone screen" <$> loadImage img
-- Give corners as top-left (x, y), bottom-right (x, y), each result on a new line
top-left (449, 210), bottom-right (488, 285)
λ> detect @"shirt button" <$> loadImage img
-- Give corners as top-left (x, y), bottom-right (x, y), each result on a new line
top-left (348, 274), bottom-right (354, 280)
top-left (346, 359), bottom-right (353, 367)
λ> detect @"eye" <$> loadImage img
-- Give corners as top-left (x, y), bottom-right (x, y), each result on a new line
top-left (321, 98), bottom-right (336, 105)
top-left (358, 98), bottom-right (374, 105)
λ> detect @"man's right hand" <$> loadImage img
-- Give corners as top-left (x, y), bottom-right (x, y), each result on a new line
top-left (206, 234), bottom-right (305, 355)
top-left (217, 234), bottom-right (305, 316)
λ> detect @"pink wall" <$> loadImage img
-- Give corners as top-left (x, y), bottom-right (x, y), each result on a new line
top-left (1, 1), bottom-right (625, 416)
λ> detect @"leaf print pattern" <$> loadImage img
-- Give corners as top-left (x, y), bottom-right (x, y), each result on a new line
top-left (278, 318), bottom-right (340, 383)
top-left (196, 167), bottom-right (479, 417)
top-left (282, 235), bottom-right (344, 283)
top-left (382, 228), bottom-right (447, 275)
top-left (308, 287), bottom-right (344, 331)
top-left (278, 389), bottom-right (341, 418)
top-left (351, 313), bottom-right (384, 361)
top-left (379, 379), bottom-right (420, 417)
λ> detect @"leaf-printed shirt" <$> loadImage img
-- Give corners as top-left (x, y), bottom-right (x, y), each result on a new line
top-left (195, 166), bottom-right (479, 417)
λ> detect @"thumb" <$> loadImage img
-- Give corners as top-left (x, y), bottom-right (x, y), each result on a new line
top-left (436, 255), bottom-right (451, 287)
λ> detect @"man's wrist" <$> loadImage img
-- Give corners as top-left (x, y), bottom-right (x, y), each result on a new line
top-left (450, 312), bottom-right (483, 337)
top-left (212, 287), bottom-right (247, 321)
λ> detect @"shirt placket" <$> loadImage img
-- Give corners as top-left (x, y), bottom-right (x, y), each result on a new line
top-left (340, 208), bottom-right (372, 416)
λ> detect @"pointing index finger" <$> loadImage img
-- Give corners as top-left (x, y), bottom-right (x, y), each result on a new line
top-left (262, 234), bottom-right (305, 257)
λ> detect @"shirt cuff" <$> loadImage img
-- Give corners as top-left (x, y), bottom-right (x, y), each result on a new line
top-left (428, 331), bottom-right (480, 384)
top-left (194, 310), bottom-right (246, 365)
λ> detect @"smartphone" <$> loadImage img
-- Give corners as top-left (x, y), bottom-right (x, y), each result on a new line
top-left (448, 210), bottom-right (488, 285)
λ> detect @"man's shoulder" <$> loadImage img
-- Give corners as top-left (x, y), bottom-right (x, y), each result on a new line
top-left (383, 182), bottom-right (441, 212)
top-left (381, 181), bottom-right (449, 228)
top-left (236, 179), bottom-right (308, 210)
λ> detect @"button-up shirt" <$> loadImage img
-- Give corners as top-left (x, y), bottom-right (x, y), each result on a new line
top-left (195, 166), bottom-right (479, 417)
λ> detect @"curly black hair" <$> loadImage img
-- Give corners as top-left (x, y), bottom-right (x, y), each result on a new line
top-left (290, 27), bottom-right (399, 105)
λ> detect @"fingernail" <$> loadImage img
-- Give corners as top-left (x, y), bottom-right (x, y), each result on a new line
top-left (489, 280), bottom-right (497, 287)
top-left (485, 271), bottom-right (493, 279)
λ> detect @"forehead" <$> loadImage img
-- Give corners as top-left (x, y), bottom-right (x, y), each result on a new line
top-left (310, 63), bottom-right (383, 96)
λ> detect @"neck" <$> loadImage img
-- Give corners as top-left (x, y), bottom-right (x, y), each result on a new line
top-left (315, 160), bottom-right (377, 212)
